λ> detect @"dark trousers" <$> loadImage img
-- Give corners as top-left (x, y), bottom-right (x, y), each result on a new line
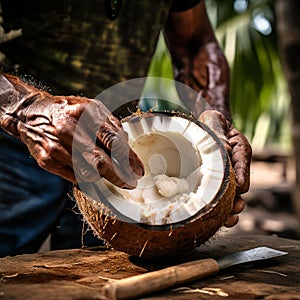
top-left (0, 132), bottom-right (102, 257)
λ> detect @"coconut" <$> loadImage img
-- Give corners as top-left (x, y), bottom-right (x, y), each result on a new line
top-left (73, 111), bottom-right (237, 258)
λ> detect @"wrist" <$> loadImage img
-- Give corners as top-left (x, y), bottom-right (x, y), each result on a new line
top-left (0, 74), bottom-right (21, 137)
top-left (173, 42), bottom-right (231, 121)
top-left (0, 73), bottom-right (40, 139)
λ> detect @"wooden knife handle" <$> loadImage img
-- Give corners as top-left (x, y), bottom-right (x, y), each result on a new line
top-left (102, 258), bottom-right (220, 300)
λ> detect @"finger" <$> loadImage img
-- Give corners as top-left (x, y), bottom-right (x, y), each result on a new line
top-left (70, 114), bottom-right (143, 186)
top-left (107, 113), bottom-right (124, 130)
top-left (98, 123), bottom-right (144, 180)
top-left (231, 196), bottom-right (246, 215)
top-left (55, 97), bottom-right (97, 147)
top-left (233, 158), bottom-right (249, 194)
top-left (18, 121), bottom-right (80, 183)
top-left (44, 163), bottom-right (77, 183)
top-left (72, 132), bottom-right (139, 187)
top-left (198, 110), bottom-right (232, 156)
top-left (198, 110), bottom-right (228, 139)
top-left (27, 140), bottom-right (77, 182)
top-left (72, 148), bottom-right (102, 182)
top-left (76, 149), bottom-right (137, 189)
top-left (224, 196), bottom-right (245, 228)
top-left (229, 128), bottom-right (252, 194)
top-left (35, 148), bottom-right (77, 182)
top-left (65, 98), bottom-right (144, 181)
top-left (125, 146), bottom-right (144, 178)
top-left (95, 152), bottom-right (137, 189)
top-left (224, 215), bottom-right (239, 228)
top-left (220, 138), bottom-right (232, 155)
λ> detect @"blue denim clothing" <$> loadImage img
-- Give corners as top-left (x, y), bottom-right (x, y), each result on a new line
top-left (0, 131), bottom-right (102, 257)
top-left (0, 0), bottom-right (201, 257)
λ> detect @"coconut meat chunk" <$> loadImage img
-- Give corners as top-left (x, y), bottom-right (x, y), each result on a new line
top-left (102, 114), bottom-right (226, 225)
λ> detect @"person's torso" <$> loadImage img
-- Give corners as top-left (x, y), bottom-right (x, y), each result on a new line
top-left (0, 0), bottom-right (172, 97)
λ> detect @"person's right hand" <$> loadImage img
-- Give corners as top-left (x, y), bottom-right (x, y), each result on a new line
top-left (0, 73), bottom-right (144, 188)
top-left (199, 110), bottom-right (252, 227)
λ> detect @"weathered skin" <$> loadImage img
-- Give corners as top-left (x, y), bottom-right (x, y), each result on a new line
top-left (0, 0), bottom-right (252, 228)
top-left (0, 73), bottom-right (144, 189)
top-left (164, 1), bottom-right (252, 227)
top-left (165, 2), bottom-right (231, 120)
top-left (199, 110), bottom-right (251, 226)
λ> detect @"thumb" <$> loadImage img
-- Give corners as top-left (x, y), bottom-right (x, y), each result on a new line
top-left (198, 110), bottom-right (231, 153)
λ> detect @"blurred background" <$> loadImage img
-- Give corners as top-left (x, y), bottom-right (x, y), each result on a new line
top-left (147, 0), bottom-right (300, 240)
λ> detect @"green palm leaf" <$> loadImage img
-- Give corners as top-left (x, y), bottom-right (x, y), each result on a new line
top-left (147, 0), bottom-right (291, 150)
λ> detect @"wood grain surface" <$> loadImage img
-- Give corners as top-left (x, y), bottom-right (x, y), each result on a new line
top-left (0, 234), bottom-right (299, 300)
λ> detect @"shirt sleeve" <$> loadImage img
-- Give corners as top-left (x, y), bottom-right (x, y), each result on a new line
top-left (170, 0), bottom-right (202, 12)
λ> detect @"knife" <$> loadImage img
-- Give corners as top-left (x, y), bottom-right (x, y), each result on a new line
top-left (102, 246), bottom-right (287, 300)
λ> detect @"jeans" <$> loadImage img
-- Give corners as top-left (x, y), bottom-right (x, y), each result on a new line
top-left (0, 131), bottom-right (102, 257)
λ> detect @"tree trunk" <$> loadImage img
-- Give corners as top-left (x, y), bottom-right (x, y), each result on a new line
top-left (275, 0), bottom-right (300, 236)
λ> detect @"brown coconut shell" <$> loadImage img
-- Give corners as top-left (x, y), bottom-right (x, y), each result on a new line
top-left (73, 112), bottom-right (237, 258)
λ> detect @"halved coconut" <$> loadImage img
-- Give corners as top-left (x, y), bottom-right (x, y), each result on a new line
top-left (74, 112), bottom-right (237, 258)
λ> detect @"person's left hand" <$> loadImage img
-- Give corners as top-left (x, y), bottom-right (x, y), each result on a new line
top-left (0, 73), bottom-right (144, 188)
top-left (199, 110), bottom-right (252, 227)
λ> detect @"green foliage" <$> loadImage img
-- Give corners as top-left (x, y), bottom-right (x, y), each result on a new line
top-left (142, 32), bottom-right (180, 112)
top-left (147, 0), bottom-right (291, 151)
top-left (209, 0), bottom-right (291, 151)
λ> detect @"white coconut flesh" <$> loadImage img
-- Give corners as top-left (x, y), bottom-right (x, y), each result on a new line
top-left (101, 114), bottom-right (225, 226)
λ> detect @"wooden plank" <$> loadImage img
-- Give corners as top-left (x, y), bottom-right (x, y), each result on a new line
top-left (0, 234), bottom-right (299, 299)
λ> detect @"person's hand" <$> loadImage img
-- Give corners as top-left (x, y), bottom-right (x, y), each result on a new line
top-left (0, 73), bottom-right (144, 188)
top-left (199, 110), bottom-right (252, 227)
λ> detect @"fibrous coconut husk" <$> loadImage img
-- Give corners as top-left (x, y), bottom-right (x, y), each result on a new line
top-left (73, 111), bottom-right (236, 258)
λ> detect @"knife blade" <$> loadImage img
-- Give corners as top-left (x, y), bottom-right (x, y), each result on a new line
top-left (217, 246), bottom-right (287, 269)
top-left (102, 246), bottom-right (287, 300)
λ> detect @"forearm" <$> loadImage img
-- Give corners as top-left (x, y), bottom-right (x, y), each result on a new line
top-left (173, 41), bottom-right (231, 120)
top-left (164, 1), bottom-right (231, 120)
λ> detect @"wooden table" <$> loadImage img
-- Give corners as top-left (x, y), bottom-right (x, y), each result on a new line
top-left (0, 234), bottom-right (299, 299)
